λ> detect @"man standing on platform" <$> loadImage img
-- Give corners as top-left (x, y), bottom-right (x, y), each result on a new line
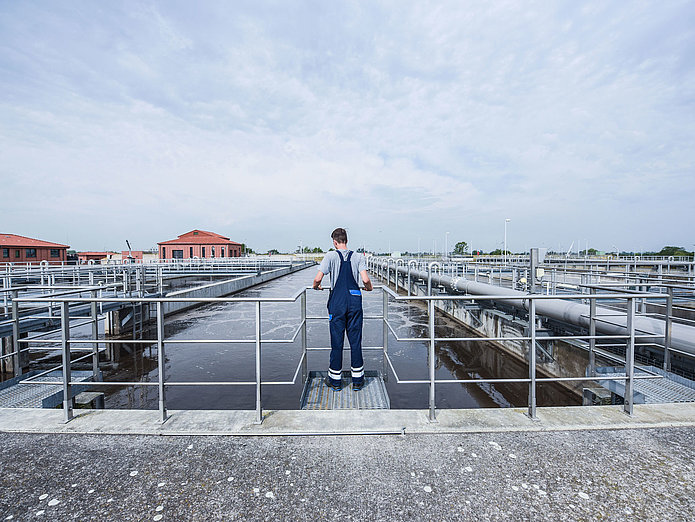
top-left (312, 228), bottom-right (373, 391)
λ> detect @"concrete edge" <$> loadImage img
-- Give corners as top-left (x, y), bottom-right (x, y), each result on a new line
top-left (1, 403), bottom-right (695, 436)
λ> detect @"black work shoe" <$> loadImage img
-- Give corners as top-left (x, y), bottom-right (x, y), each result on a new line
top-left (324, 377), bottom-right (342, 391)
top-left (352, 378), bottom-right (365, 391)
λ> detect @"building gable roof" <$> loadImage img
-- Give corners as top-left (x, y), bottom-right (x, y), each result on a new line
top-left (158, 230), bottom-right (242, 246)
top-left (0, 234), bottom-right (69, 248)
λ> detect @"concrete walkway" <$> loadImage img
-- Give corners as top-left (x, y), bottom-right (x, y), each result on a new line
top-left (1, 403), bottom-right (695, 436)
top-left (0, 425), bottom-right (693, 520)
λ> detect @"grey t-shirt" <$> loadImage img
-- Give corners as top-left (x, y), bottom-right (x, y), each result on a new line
top-left (318, 249), bottom-right (367, 288)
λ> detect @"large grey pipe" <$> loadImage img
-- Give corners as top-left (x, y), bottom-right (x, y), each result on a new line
top-left (374, 261), bottom-right (695, 357)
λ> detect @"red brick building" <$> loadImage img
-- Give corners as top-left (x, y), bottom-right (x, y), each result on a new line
top-left (0, 234), bottom-right (69, 264)
top-left (158, 230), bottom-right (243, 260)
top-left (122, 250), bottom-right (144, 262)
top-left (77, 252), bottom-right (111, 263)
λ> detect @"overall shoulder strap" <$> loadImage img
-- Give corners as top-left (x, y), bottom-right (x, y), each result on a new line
top-left (346, 251), bottom-right (353, 262)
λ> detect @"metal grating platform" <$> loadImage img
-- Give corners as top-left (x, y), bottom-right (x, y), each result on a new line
top-left (597, 366), bottom-right (695, 404)
top-left (0, 370), bottom-right (94, 408)
top-left (300, 371), bottom-right (390, 410)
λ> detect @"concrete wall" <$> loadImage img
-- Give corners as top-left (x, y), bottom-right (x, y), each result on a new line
top-left (162, 264), bottom-right (307, 316)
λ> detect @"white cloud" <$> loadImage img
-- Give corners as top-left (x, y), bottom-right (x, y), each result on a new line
top-left (0, 1), bottom-right (693, 252)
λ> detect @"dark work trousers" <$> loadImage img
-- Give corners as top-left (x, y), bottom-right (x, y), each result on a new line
top-left (326, 251), bottom-right (364, 385)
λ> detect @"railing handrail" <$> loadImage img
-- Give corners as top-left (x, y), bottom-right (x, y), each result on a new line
top-left (7, 278), bottom-right (691, 426)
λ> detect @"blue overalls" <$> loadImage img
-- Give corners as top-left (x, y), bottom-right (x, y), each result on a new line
top-left (327, 250), bottom-right (364, 387)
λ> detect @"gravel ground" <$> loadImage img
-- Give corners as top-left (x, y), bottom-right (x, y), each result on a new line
top-left (0, 428), bottom-right (693, 521)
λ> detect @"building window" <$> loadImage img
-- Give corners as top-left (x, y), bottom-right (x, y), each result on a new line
top-left (221, 247), bottom-right (225, 257)
top-left (211, 246), bottom-right (215, 258)
top-left (193, 231), bottom-right (199, 235)
top-left (162, 247), bottom-right (166, 258)
top-left (26, 248), bottom-right (37, 258)
top-left (202, 247), bottom-right (206, 257)
top-left (50, 249), bottom-right (60, 258)
top-left (189, 247), bottom-right (193, 258)
top-left (172, 250), bottom-right (184, 259)
top-left (15, 249), bottom-right (20, 258)
top-left (2, 248), bottom-right (8, 258)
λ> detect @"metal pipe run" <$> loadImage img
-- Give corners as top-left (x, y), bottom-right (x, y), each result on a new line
top-left (373, 261), bottom-right (695, 356)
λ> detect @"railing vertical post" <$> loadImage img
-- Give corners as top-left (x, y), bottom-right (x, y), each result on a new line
top-left (528, 297), bottom-right (537, 419)
top-left (624, 297), bottom-right (635, 416)
top-left (255, 301), bottom-right (263, 424)
top-left (664, 287), bottom-right (673, 371)
top-left (91, 290), bottom-right (100, 381)
top-left (60, 301), bottom-right (73, 423)
top-left (382, 288), bottom-right (389, 382)
top-left (428, 299), bottom-right (436, 422)
top-left (589, 288), bottom-right (596, 376)
top-left (11, 290), bottom-right (21, 377)
top-left (300, 290), bottom-right (307, 384)
top-left (157, 301), bottom-right (167, 423)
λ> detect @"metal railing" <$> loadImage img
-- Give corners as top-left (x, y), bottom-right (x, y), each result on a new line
top-left (8, 280), bottom-right (674, 426)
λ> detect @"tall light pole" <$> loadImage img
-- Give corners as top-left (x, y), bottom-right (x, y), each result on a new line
top-left (445, 231), bottom-right (450, 261)
top-left (504, 218), bottom-right (511, 265)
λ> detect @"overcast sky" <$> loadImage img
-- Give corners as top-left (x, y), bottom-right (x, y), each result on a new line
top-left (1, 1), bottom-right (693, 254)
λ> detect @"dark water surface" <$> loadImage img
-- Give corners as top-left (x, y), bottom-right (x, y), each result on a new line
top-left (101, 267), bottom-right (579, 410)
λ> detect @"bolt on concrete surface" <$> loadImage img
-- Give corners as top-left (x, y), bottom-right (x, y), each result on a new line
top-left (0, 428), bottom-right (693, 520)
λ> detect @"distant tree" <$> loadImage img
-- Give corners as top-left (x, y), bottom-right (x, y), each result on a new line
top-left (453, 241), bottom-right (469, 255)
top-left (489, 249), bottom-right (510, 256)
top-left (657, 246), bottom-right (692, 257)
top-left (241, 243), bottom-right (254, 254)
top-left (587, 248), bottom-right (598, 255)
top-left (311, 247), bottom-right (324, 253)
top-left (267, 249), bottom-right (280, 255)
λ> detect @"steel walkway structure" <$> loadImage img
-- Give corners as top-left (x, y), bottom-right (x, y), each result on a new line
top-left (300, 371), bottom-right (390, 410)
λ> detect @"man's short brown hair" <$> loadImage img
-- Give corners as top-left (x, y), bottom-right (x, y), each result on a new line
top-left (331, 228), bottom-right (348, 244)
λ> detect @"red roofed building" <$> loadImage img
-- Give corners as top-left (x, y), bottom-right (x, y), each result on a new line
top-left (122, 250), bottom-right (144, 262)
top-left (158, 230), bottom-right (242, 260)
top-left (77, 252), bottom-right (111, 263)
top-left (0, 234), bottom-right (69, 264)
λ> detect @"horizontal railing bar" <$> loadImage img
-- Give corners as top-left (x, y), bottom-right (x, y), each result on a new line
top-left (164, 382), bottom-right (257, 386)
top-left (19, 372), bottom-right (666, 389)
top-left (13, 290), bottom-right (660, 304)
top-left (306, 315), bottom-right (383, 320)
top-left (306, 346), bottom-right (384, 351)
top-left (20, 339), bottom-right (157, 344)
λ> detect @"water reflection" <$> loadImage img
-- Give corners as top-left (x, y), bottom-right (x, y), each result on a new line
top-left (100, 268), bottom-right (579, 410)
